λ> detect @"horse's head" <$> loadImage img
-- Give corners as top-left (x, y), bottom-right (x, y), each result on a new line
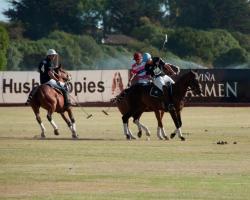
top-left (55, 67), bottom-right (72, 83)
top-left (187, 70), bottom-right (202, 95)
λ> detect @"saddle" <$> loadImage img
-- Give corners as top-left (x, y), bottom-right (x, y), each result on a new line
top-left (150, 82), bottom-right (174, 99)
top-left (149, 85), bottom-right (163, 98)
top-left (45, 83), bottom-right (63, 95)
top-left (114, 82), bottom-right (168, 103)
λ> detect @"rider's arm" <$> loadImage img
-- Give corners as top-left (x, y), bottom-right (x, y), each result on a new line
top-left (166, 63), bottom-right (180, 75)
top-left (164, 63), bottom-right (177, 75)
top-left (128, 73), bottom-right (136, 82)
top-left (48, 70), bottom-right (59, 82)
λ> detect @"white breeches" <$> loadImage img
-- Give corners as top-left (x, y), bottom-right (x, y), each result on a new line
top-left (137, 79), bottom-right (150, 84)
top-left (153, 75), bottom-right (175, 91)
top-left (46, 79), bottom-right (65, 87)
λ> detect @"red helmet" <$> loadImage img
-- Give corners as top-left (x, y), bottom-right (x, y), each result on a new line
top-left (133, 52), bottom-right (142, 61)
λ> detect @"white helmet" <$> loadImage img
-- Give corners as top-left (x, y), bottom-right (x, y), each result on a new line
top-left (46, 49), bottom-right (57, 56)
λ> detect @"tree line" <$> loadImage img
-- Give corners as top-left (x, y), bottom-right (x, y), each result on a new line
top-left (0, 0), bottom-right (249, 70)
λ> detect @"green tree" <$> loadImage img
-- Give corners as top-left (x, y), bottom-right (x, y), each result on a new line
top-left (167, 28), bottom-right (240, 64)
top-left (214, 48), bottom-right (249, 67)
top-left (0, 25), bottom-right (9, 70)
top-left (104, 0), bottom-right (168, 34)
top-left (168, 0), bottom-right (250, 34)
top-left (5, 0), bottom-right (84, 39)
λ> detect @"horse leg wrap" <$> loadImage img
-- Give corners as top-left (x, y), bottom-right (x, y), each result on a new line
top-left (134, 120), bottom-right (151, 137)
top-left (161, 127), bottom-right (169, 140)
top-left (123, 123), bottom-right (130, 139)
top-left (39, 123), bottom-right (46, 134)
top-left (157, 127), bottom-right (164, 140)
top-left (50, 119), bottom-right (58, 130)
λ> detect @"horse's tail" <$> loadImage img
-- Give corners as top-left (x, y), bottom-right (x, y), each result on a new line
top-left (25, 86), bottom-right (39, 105)
top-left (110, 96), bottom-right (122, 104)
top-left (110, 89), bottom-right (128, 104)
top-left (110, 96), bottom-right (119, 104)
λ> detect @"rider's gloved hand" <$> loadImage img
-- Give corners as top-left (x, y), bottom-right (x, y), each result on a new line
top-left (176, 66), bottom-right (180, 75)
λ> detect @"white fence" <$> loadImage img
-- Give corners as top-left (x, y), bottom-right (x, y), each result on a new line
top-left (0, 70), bottom-right (129, 104)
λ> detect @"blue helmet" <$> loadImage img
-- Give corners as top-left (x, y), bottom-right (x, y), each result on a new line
top-left (143, 53), bottom-right (152, 62)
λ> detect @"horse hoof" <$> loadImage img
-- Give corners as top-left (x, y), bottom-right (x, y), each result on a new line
top-left (180, 136), bottom-right (186, 141)
top-left (41, 133), bottom-right (46, 138)
top-left (126, 134), bottom-right (131, 140)
top-left (54, 129), bottom-right (60, 136)
top-left (170, 133), bottom-right (176, 139)
top-left (131, 135), bottom-right (137, 140)
top-left (157, 134), bottom-right (164, 140)
top-left (164, 136), bottom-right (169, 140)
top-left (146, 132), bottom-right (151, 137)
top-left (72, 134), bottom-right (78, 139)
top-left (146, 137), bottom-right (150, 141)
top-left (137, 131), bottom-right (142, 138)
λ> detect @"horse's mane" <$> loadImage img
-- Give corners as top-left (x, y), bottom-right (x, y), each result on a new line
top-left (175, 70), bottom-right (196, 85)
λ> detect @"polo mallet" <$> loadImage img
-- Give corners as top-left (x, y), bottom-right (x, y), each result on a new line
top-left (102, 96), bottom-right (119, 116)
top-left (162, 34), bottom-right (168, 51)
top-left (69, 94), bottom-right (93, 119)
top-left (102, 107), bottom-right (111, 115)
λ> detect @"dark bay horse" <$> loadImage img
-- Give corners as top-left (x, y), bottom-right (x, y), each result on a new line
top-left (111, 64), bottom-right (179, 140)
top-left (121, 70), bottom-right (202, 141)
top-left (28, 67), bottom-right (77, 138)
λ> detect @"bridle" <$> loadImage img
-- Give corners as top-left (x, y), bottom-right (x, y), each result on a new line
top-left (184, 72), bottom-right (202, 102)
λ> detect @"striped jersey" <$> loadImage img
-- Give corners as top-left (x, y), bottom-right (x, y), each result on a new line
top-left (131, 61), bottom-right (149, 81)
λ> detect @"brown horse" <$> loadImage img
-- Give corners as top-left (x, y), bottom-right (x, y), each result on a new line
top-left (28, 67), bottom-right (77, 139)
top-left (121, 70), bottom-right (202, 141)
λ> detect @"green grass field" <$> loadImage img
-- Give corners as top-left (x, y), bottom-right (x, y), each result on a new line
top-left (0, 106), bottom-right (250, 200)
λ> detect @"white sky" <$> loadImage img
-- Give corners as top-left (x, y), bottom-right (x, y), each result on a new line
top-left (0, 0), bottom-right (11, 22)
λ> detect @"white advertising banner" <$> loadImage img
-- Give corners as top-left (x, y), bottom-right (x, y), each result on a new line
top-left (0, 70), bottom-right (129, 104)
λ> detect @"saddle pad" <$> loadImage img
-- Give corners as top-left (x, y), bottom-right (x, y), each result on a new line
top-left (149, 86), bottom-right (163, 98)
top-left (45, 83), bottom-right (63, 95)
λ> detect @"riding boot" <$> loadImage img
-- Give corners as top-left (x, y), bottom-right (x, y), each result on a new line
top-left (162, 85), bottom-right (175, 111)
top-left (61, 89), bottom-right (70, 109)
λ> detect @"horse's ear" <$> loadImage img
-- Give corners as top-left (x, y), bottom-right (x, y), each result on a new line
top-left (190, 69), bottom-right (198, 73)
